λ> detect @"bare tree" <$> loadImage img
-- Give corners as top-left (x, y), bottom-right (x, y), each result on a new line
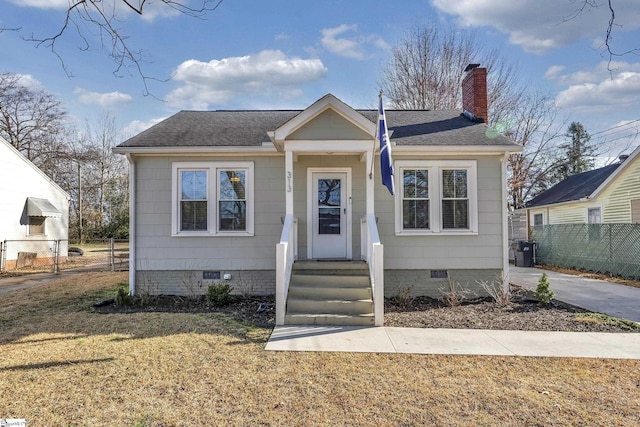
top-left (379, 24), bottom-right (522, 126)
top-left (0, 73), bottom-right (70, 172)
top-left (20, 1), bottom-right (223, 95)
top-left (67, 113), bottom-right (129, 239)
top-left (565, 1), bottom-right (639, 70)
top-left (506, 92), bottom-right (567, 209)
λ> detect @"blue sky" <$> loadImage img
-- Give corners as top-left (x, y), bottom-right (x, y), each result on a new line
top-left (1, 0), bottom-right (639, 153)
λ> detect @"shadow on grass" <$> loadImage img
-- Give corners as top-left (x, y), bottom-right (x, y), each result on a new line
top-left (0, 272), bottom-right (274, 346)
top-left (0, 358), bottom-right (115, 371)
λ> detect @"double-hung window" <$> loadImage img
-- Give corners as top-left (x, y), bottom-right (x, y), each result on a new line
top-left (395, 160), bottom-right (477, 235)
top-left (172, 162), bottom-right (254, 236)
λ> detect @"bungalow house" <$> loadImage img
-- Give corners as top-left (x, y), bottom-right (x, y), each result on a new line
top-left (523, 145), bottom-right (640, 277)
top-left (114, 65), bottom-right (522, 326)
top-left (0, 136), bottom-right (70, 271)
top-left (525, 144), bottom-right (640, 228)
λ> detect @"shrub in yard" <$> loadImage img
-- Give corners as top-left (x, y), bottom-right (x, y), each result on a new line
top-left (115, 285), bottom-right (132, 306)
top-left (535, 273), bottom-right (554, 307)
top-left (206, 283), bottom-right (233, 307)
top-left (439, 279), bottom-right (474, 307)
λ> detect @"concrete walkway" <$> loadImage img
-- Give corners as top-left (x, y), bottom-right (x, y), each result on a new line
top-left (267, 265), bottom-right (640, 358)
top-left (266, 326), bottom-right (640, 359)
top-left (509, 266), bottom-right (640, 323)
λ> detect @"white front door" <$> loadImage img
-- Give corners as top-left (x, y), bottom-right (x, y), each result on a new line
top-left (309, 170), bottom-right (351, 259)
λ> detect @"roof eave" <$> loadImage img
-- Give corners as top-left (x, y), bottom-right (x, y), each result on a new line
top-left (113, 145), bottom-right (279, 155)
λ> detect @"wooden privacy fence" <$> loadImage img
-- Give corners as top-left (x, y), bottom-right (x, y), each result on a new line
top-left (530, 224), bottom-right (640, 279)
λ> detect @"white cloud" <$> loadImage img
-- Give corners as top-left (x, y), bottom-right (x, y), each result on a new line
top-left (320, 24), bottom-right (389, 59)
top-left (10, 0), bottom-right (177, 21)
top-left (15, 73), bottom-right (42, 89)
top-left (74, 88), bottom-right (133, 107)
top-left (122, 117), bottom-right (166, 137)
top-left (166, 50), bottom-right (327, 109)
top-left (431, 0), bottom-right (640, 54)
top-left (555, 70), bottom-right (640, 112)
top-left (9, 0), bottom-right (69, 9)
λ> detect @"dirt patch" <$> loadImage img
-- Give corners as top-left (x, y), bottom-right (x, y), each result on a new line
top-left (95, 289), bottom-right (639, 333)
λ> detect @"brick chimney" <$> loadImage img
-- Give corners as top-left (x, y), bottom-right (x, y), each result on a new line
top-left (462, 64), bottom-right (488, 123)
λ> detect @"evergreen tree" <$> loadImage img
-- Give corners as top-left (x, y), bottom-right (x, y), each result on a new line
top-left (554, 122), bottom-right (595, 183)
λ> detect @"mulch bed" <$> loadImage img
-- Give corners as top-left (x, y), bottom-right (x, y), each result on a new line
top-left (94, 290), bottom-right (639, 333)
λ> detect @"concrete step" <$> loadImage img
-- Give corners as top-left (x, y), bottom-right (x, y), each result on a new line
top-left (284, 313), bottom-right (375, 326)
top-left (287, 297), bottom-right (374, 315)
top-left (291, 274), bottom-right (370, 288)
top-left (288, 285), bottom-right (372, 300)
top-left (293, 260), bottom-right (368, 273)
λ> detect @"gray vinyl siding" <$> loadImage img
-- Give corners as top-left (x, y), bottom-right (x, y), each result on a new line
top-left (379, 156), bottom-right (504, 270)
top-left (134, 155), bottom-right (285, 272)
top-left (134, 153), bottom-right (505, 296)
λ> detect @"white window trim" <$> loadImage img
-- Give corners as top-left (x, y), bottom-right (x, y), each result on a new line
top-left (394, 160), bottom-right (478, 236)
top-left (171, 161), bottom-right (254, 237)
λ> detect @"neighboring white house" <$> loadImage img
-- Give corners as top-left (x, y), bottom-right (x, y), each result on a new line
top-left (0, 136), bottom-right (70, 270)
top-left (114, 65), bottom-right (522, 326)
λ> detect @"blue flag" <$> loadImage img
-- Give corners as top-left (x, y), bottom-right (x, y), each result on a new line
top-left (378, 94), bottom-right (395, 195)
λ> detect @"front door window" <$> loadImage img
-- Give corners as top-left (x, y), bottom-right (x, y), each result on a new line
top-left (318, 179), bottom-right (341, 235)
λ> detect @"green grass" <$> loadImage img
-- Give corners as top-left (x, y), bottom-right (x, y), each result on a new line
top-left (0, 272), bottom-right (639, 426)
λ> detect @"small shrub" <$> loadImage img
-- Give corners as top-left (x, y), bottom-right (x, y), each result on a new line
top-left (395, 285), bottom-right (415, 308)
top-left (139, 289), bottom-right (154, 308)
top-left (206, 283), bottom-right (233, 307)
top-left (439, 279), bottom-right (474, 307)
top-left (535, 273), bottom-right (554, 307)
top-left (477, 274), bottom-right (511, 306)
top-left (115, 285), bottom-right (132, 306)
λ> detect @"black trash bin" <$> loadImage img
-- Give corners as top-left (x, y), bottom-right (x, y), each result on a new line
top-left (514, 240), bottom-right (534, 267)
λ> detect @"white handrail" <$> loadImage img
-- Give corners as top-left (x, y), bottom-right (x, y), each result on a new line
top-left (276, 214), bottom-right (297, 325)
top-left (361, 214), bottom-right (384, 326)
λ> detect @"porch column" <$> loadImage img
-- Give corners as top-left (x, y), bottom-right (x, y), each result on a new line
top-left (285, 150), bottom-right (294, 215)
top-left (365, 149), bottom-right (375, 215)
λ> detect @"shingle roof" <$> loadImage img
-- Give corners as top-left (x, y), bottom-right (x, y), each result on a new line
top-left (526, 163), bottom-right (621, 208)
top-left (117, 109), bottom-right (516, 148)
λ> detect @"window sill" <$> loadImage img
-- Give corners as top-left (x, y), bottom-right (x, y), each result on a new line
top-left (172, 231), bottom-right (254, 237)
top-left (395, 230), bottom-right (478, 237)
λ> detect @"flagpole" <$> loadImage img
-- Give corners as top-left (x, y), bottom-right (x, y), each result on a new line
top-left (370, 90), bottom-right (383, 179)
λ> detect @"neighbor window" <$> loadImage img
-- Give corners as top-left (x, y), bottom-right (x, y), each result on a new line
top-left (587, 207), bottom-right (601, 224)
top-left (28, 216), bottom-right (46, 236)
top-left (172, 162), bottom-right (254, 236)
top-left (395, 160), bottom-right (477, 235)
top-left (533, 213), bottom-right (543, 226)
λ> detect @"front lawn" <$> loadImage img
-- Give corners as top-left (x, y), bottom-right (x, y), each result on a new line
top-left (0, 272), bottom-right (638, 426)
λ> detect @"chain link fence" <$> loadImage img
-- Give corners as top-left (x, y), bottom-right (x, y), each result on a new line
top-left (530, 224), bottom-right (640, 279)
top-left (0, 239), bottom-right (128, 273)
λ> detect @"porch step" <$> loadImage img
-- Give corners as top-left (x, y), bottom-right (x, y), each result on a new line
top-left (285, 261), bottom-right (374, 326)
top-left (285, 313), bottom-right (375, 326)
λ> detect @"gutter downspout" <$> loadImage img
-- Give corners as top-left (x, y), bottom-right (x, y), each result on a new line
top-left (125, 154), bottom-right (136, 296)
top-left (501, 154), bottom-right (510, 291)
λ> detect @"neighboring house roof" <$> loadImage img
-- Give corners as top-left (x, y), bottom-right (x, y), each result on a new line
top-left (0, 135), bottom-right (71, 200)
top-left (526, 143), bottom-right (640, 208)
top-left (116, 95), bottom-right (517, 150)
top-left (526, 163), bottom-right (621, 208)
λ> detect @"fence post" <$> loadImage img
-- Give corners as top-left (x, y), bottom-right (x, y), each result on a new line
top-left (110, 237), bottom-right (115, 272)
top-left (0, 241), bottom-right (4, 272)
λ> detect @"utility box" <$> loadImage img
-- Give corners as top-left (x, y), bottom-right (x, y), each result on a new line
top-left (514, 241), bottom-right (534, 267)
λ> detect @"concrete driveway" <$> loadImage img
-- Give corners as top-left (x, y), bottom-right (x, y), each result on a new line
top-left (509, 266), bottom-right (640, 323)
